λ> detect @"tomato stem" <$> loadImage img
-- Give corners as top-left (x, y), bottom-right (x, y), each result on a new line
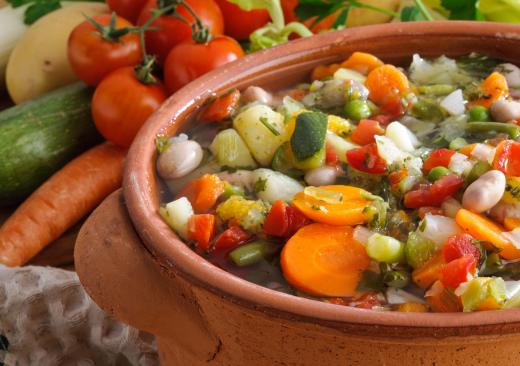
top-left (83, 12), bottom-right (142, 42)
top-left (134, 55), bottom-right (158, 84)
top-left (154, 0), bottom-right (211, 43)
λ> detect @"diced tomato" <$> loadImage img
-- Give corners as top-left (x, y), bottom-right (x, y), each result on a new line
top-left (187, 214), bottom-right (216, 251)
top-left (423, 149), bottom-right (456, 174)
top-left (214, 226), bottom-right (251, 250)
top-left (404, 174), bottom-right (463, 208)
top-left (350, 119), bottom-right (385, 145)
top-left (418, 206), bottom-right (444, 219)
top-left (380, 97), bottom-right (405, 118)
top-left (346, 143), bottom-right (387, 174)
top-left (440, 255), bottom-right (477, 290)
top-left (264, 200), bottom-right (311, 238)
top-left (325, 144), bottom-right (339, 166)
top-left (371, 114), bottom-right (393, 126)
top-left (492, 140), bottom-right (520, 176)
top-left (442, 234), bottom-right (481, 263)
top-left (200, 89), bottom-right (241, 122)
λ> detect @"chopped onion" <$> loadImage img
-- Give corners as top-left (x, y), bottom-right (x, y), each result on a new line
top-left (441, 197), bottom-right (462, 218)
top-left (385, 121), bottom-right (420, 152)
top-left (470, 143), bottom-right (496, 164)
top-left (217, 170), bottom-right (255, 190)
top-left (333, 68), bottom-right (366, 83)
top-left (386, 288), bottom-right (425, 305)
top-left (375, 136), bottom-right (407, 166)
top-left (304, 186), bottom-right (343, 204)
top-left (448, 152), bottom-right (474, 176)
top-left (353, 225), bottom-right (374, 245)
top-left (440, 89), bottom-right (466, 116)
top-left (505, 281), bottom-right (520, 299)
top-left (420, 214), bottom-right (462, 247)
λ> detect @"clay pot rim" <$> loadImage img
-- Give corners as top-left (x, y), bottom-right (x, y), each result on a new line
top-left (124, 21), bottom-right (520, 328)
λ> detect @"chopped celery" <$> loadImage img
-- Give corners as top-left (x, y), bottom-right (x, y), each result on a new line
top-left (405, 232), bottom-right (437, 269)
top-left (427, 166), bottom-right (450, 182)
top-left (210, 129), bottom-right (257, 169)
top-left (449, 137), bottom-right (468, 150)
top-left (466, 161), bottom-right (491, 185)
top-left (411, 98), bottom-right (445, 122)
top-left (366, 233), bottom-right (405, 263)
top-left (459, 277), bottom-right (506, 312)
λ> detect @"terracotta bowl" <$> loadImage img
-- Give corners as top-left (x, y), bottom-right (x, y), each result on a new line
top-left (76, 21), bottom-right (520, 365)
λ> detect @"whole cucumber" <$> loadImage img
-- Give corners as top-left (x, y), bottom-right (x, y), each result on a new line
top-left (0, 83), bottom-right (102, 206)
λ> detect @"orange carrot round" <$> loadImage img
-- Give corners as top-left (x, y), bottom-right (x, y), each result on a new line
top-left (455, 208), bottom-right (520, 260)
top-left (281, 223), bottom-right (370, 297)
top-left (311, 63), bottom-right (340, 81)
top-left (200, 89), bottom-right (241, 122)
top-left (292, 185), bottom-right (370, 226)
top-left (504, 217), bottom-right (520, 231)
top-left (365, 64), bottom-right (410, 107)
top-left (0, 142), bottom-right (126, 267)
top-left (177, 174), bottom-right (225, 213)
top-left (468, 72), bottom-right (508, 108)
top-left (341, 52), bottom-right (384, 75)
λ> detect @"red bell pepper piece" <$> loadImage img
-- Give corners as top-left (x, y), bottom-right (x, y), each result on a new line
top-left (346, 143), bottom-right (387, 174)
top-left (440, 255), bottom-right (477, 290)
top-left (350, 119), bottom-right (385, 145)
top-left (214, 225), bottom-right (251, 250)
top-left (264, 200), bottom-right (311, 238)
top-left (200, 89), bottom-right (241, 122)
top-left (371, 114), bottom-right (393, 126)
top-left (187, 214), bottom-right (216, 251)
top-left (493, 140), bottom-right (520, 176)
top-left (423, 149), bottom-right (456, 175)
top-left (442, 234), bottom-right (481, 263)
top-left (404, 174), bottom-right (463, 208)
top-left (325, 143), bottom-right (339, 166)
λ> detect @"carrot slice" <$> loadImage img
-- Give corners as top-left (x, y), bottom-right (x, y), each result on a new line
top-left (365, 64), bottom-right (410, 107)
top-left (468, 72), bottom-right (508, 108)
top-left (200, 89), bottom-right (241, 122)
top-left (459, 143), bottom-right (477, 157)
top-left (504, 217), bottom-right (520, 231)
top-left (292, 185), bottom-right (370, 226)
top-left (311, 63), bottom-right (341, 81)
top-left (455, 208), bottom-right (520, 260)
top-left (177, 174), bottom-right (225, 213)
top-left (412, 254), bottom-right (446, 289)
top-left (341, 52), bottom-right (384, 75)
top-left (0, 143), bottom-right (126, 267)
top-left (281, 223), bottom-right (370, 297)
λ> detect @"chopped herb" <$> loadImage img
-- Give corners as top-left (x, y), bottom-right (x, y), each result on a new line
top-left (254, 178), bottom-right (268, 193)
top-left (155, 135), bottom-right (170, 153)
top-left (259, 116), bottom-right (281, 136)
top-left (357, 270), bottom-right (385, 292)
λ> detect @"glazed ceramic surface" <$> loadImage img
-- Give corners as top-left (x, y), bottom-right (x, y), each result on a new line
top-left (76, 21), bottom-right (520, 365)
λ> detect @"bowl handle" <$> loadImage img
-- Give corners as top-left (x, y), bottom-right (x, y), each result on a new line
top-left (74, 189), bottom-right (220, 359)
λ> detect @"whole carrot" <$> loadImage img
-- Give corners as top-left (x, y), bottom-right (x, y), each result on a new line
top-left (0, 142), bottom-right (127, 267)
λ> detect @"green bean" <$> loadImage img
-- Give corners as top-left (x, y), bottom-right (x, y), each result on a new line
top-left (427, 166), bottom-right (451, 182)
top-left (468, 106), bottom-right (490, 122)
top-left (344, 99), bottom-right (372, 120)
top-left (411, 99), bottom-right (444, 122)
top-left (417, 84), bottom-right (457, 96)
top-left (467, 122), bottom-right (520, 139)
top-left (229, 241), bottom-right (277, 267)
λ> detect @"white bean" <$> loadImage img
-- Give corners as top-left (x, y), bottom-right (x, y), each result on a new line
top-left (462, 170), bottom-right (506, 213)
top-left (498, 63), bottom-right (520, 88)
top-left (242, 86), bottom-right (273, 105)
top-left (490, 100), bottom-right (520, 122)
top-left (304, 166), bottom-right (337, 186)
top-left (157, 140), bottom-right (203, 180)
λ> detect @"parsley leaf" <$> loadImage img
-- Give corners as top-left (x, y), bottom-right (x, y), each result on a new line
top-left (441, 0), bottom-right (478, 20)
top-left (7, 0), bottom-right (102, 25)
top-left (254, 178), bottom-right (268, 193)
top-left (401, 6), bottom-right (425, 21)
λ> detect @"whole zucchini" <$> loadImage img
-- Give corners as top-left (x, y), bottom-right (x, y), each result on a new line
top-left (0, 83), bottom-right (102, 206)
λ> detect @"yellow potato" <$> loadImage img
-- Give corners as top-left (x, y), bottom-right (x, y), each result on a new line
top-left (6, 2), bottom-right (108, 104)
top-left (346, 0), bottom-right (401, 27)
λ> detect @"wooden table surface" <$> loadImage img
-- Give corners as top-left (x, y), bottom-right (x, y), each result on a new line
top-left (1, 90), bottom-right (77, 269)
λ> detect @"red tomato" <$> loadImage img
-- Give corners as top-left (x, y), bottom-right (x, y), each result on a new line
top-left (164, 36), bottom-right (244, 94)
top-left (346, 143), bottom-right (387, 174)
top-left (325, 144), bottom-right (339, 166)
top-left (350, 119), bottom-right (384, 145)
top-left (442, 234), bottom-right (481, 263)
top-left (137, 0), bottom-right (224, 64)
top-left (493, 140), bottom-right (520, 176)
top-left (107, 0), bottom-right (147, 23)
top-left (215, 0), bottom-right (270, 40)
top-left (440, 255), bottom-right (477, 289)
top-left (281, 0), bottom-right (336, 33)
top-left (404, 174), bottom-right (464, 208)
top-left (92, 67), bottom-right (167, 147)
top-left (214, 226), bottom-right (251, 250)
top-left (264, 200), bottom-right (310, 238)
top-left (67, 14), bottom-right (142, 86)
top-left (423, 149), bottom-right (456, 174)
top-left (371, 114), bottom-right (393, 126)
top-left (187, 214), bottom-right (216, 251)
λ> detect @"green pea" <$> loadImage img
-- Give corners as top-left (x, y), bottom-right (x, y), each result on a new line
top-left (383, 270), bottom-right (411, 288)
top-left (344, 99), bottom-right (372, 120)
top-left (466, 161), bottom-right (492, 185)
top-left (468, 106), bottom-right (490, 122)
top-left (229, 241), bottom-right (277, 267)
top-left (449, 137), bottom-right (468, 151)
top-left (427, 166), bottom-right (451, 182)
